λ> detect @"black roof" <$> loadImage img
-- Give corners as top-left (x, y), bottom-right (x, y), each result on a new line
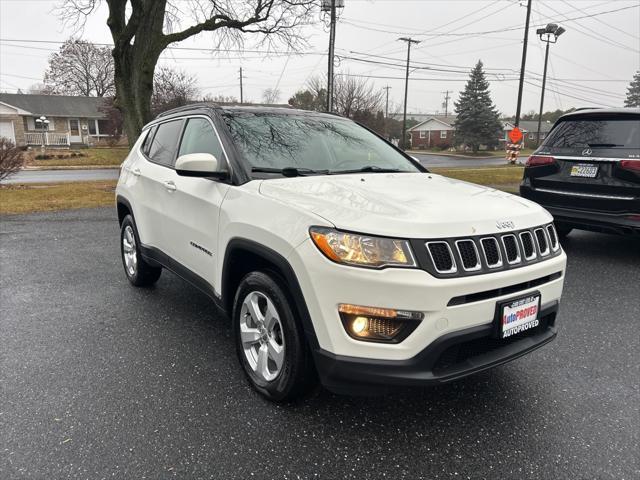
top-left (559, 107), bottom-right (640, 119)
top-left (152, 102), bottom-right (341, 126)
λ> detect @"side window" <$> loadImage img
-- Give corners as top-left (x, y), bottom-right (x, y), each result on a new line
top-left (178, 118), bottom-right (226, 162)
top-left (141, 126), bottom-right (157, 155)
top-left (147, 120), bottom-right (183, 167)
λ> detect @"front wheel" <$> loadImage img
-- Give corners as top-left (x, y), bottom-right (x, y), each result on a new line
top-left (233, 271), bottom-right (316, 401)
top-left (120, 214), bottom-right (162, 287)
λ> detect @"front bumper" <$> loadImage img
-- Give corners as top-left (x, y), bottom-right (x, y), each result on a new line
top-left (289, 238), bottom-right (566, 362)
top-left (315, 302), bottom-right (558, 395)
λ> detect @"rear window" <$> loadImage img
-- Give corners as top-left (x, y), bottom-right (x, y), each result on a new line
top-left (147, 120), bottom-right (184, 167)
top-left (543, 117), bottom-right (640, 149)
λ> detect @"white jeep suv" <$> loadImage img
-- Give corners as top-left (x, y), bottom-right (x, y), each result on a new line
top-left (116, 104), bottom-right (567, 401)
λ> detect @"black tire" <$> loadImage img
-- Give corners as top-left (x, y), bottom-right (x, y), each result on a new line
top-left (555, 222), bottom-right (573, 239)
top-left (120, 214), bottom-right (162, 287)
top-left (233, 271), bottom-right (316, 402)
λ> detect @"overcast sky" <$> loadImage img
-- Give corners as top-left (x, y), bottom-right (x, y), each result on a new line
top-left (1, 0), bottom-right (638, 116)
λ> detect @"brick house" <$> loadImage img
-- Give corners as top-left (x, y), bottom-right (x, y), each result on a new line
top-left (0, 93), bottom-right (109, 147)
top-left (408, 115), bottom-right (456, 149)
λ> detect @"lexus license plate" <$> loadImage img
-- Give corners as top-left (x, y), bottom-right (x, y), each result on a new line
top-left (570, 164), bottom-right (598, 178)
top-left (498, 294), bottom-right (541, 339)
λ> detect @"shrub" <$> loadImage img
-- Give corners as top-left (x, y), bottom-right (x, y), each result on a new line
top-left (0, 137), bottom-right (25, 181)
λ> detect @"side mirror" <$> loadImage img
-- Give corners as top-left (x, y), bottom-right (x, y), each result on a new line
top-left (175, 153), bottom-right (227, 179)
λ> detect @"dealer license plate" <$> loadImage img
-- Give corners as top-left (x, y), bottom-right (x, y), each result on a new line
top-left (570, 164), bottom-right (598, 178)
top-left (499, 294), bottom-right (541, 339)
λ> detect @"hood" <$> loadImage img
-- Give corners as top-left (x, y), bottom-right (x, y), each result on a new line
top-left (258, 173), bottom-right (551, 238)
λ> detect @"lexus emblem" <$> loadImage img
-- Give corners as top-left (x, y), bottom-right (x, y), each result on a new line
top-left (582, 148), bottom-right (593, 156)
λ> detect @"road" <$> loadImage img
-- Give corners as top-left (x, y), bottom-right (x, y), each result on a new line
top-left (0, 156), bottom-right (504, 185)
top-left (2, 169), bottom-right (119, 184)
top-left (1, 208), bottom-right (638, 479)
top-left (411, 153), bottom-right (509, 168)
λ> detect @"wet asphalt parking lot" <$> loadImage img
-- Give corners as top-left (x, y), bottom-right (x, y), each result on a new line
top-left (1, 208), bottom-right (639, 479)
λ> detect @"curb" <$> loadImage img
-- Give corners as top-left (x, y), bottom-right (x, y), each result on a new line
top-left (23, 165), bottom-right (120, 171)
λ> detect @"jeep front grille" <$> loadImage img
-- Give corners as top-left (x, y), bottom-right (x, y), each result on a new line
top-left (546, 224), bottom-right (559, 251)
top-left (534, 228), bottom-right (550, 256)
top-left (413, 223), bottom-right (562, 278)
top-left (455, 240), bottom-right (481, 271)
top-left (520, 231), bottom-right (536, 260)
top-left (480, 237), bottom-right (502, 268)
top-left (426, 242), bottom-right (456, 274)
top-left (502, 234), bottom-right (521, 264)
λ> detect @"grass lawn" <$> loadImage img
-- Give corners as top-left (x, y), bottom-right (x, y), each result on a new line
top-left (431, 164), bottom-right (524, 194)
top-left (0, 181), bottom-right (116, 215)
top-left (0, 165), bottom-right (523, 215)
top-left (410, 148), bottom-right (534, 159)
top-left (28, 148), bottom-right (128, 168)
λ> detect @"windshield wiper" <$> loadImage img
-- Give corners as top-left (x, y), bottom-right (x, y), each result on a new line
top-left (587, 143), bottom-right (624, 148)
top-left (329, 166), bottom-right (406, 175)
top-left (251, 166), bottom-right (329, 177)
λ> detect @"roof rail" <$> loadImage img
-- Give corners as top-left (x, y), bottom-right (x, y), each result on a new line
top-left (155, 102), bottom-right (219, 118)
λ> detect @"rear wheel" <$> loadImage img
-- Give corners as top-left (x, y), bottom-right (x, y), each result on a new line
top-left (555, 222), bottom-right (573, 239)
top-left (233, 271), bottom-right (316, 401)
top-left (120, 215), bottom-right (162, 287)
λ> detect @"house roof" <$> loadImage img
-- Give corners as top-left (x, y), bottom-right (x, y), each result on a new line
top-left (409, 115), bottom-right (457, 131)
top-left (503, 120), bottom-right (553, 133)
top-left (0, 93), bottom-right (107, 118)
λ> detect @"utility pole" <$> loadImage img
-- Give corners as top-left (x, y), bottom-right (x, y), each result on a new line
top-left (399, 37), bottom-right (421, 150)
top-left (239, 67), bottom-right (244, 104)
top-left (442, 90), bottom-right (451, 117)
top-left (514, 0), bottom-right (532, 127)
top-left (326, 0), bottom-right (337, 112)
top-left (383, 86), bottom-right (391, 119)
top-left (383, 85), bottom-right (392, 140)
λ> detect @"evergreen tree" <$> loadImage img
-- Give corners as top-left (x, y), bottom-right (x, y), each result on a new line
top-left (454, 61), bottom-right (503, 152)
top-left (624, 71), bottom-right (640, 108)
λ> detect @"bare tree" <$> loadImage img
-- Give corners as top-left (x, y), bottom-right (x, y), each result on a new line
top-left (333, 74), bottom-right (384, 119)
top-left (27, 83), bottom-right (53, 95)
top-left (0, 138), bottom-right (24, 181)
top-left (58, 1), bottom-right (316, 144)
top-left (291, 74), bottom-right (383, 116)
top-left (151, 67), bottom-right (200, 115)
top-left (202, 94), bottom-right (239, 104)
top-left (43, 39), bottom-right (115, 97)
top-left (262, 87), bottom-right (281, 104)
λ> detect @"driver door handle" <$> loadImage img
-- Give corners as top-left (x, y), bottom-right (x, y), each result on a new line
top-left (163, 180), bottom-right (177, 192)
top-left (131, 168), bottom-right (141, 176)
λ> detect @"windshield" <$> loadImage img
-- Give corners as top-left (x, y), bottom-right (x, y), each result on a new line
top-left (221, 112), bottom-right (420, 176)
top-left (543, 117), bottom-right (640, 149)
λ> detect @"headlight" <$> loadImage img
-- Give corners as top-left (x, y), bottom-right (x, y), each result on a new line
top-left (309, 227), bottom-right (416, 268)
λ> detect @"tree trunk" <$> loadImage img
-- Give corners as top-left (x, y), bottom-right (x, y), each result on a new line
top-left (108, 0), bottom-right (167, 146)
top-left (113, 46), bottom-right (160, 146)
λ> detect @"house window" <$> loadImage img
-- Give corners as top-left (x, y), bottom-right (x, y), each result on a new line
top-left (88, 119), bottom-right (98, 135)
top-left (98, 120), bottom-right (109, 135)
top-left (419, 131), bottom-right (426, 139)
top-left (24, 116), bottom-right (54, 131)
top-left (440, 131), bottom-right (447, 139)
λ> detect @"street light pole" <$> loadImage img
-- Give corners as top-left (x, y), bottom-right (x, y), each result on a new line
top-left (399, 37), bottom-right (421, 150)
top-left (536, 24), bottom-right (565, 145)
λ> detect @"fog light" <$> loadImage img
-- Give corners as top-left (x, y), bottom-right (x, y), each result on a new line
top-left (338, 304), bottom-right (423, 343)
top-left (351, 316), bottom-right (369, 334)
